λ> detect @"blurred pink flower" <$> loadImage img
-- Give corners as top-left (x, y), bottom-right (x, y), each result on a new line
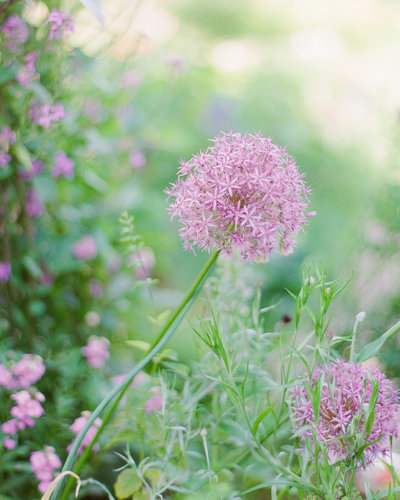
top-left (1, 14), bottom-right (29, 52)
top-left (0, 262), bottom-right (11, 283)
top-left (67, 411), bottom-right (102, 455)
top-left (10, 390), bottom-right (45, 428)
top-left (0, 150), bottom-right (11, 168)
top-left (16, 51), bottom-right (39, 88)
top-left (112, 370), bottom-right (146, 388)
top-left (4, 436), bottom-right (16, 450)
top-left (1, 418), bottom-right (21, 435)
top-left (46, 9), bottom-right (74, 40)
top-left (31, 101), bottom-right (66, 128)
top-left (19, 158), bottom-right (44, 181)
top-left (129, 149), bottom-right (146, 169)
top-left (0, 364), bottom-right (14, 388)
top-left (26, 188), bottom-right (44, 218)
top-left (72, 235), bottom-right (97, 260)
top-left (144, 392), bottom-right (163, 414)
top-left (0, 126), bottom-right (16, 150)
top-left (81, 336), bottom-right (110, 368)
top-left (12, 354), bottom-right (45, 388)
top-left (129, 247), bottom-right (155, 280)
top-left (51, 151), bottom-right (74, 179)
top-left (30, 446), bottom-right (61, 494)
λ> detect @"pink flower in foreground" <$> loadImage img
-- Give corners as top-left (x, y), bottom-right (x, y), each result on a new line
top-left (72, 235), bottom-right (97, 260)
top-left (0, 150), bottom-right (11, 168)
top-left (290, 360), bottom-right (400, 468)
top-left (129, 247), bottom-right (155, 280)
top-left (12, 354), bottom-right (45, 388)
top-left (1, 14), bottom-right (29, 52)
top-left (0, 126), bottom-right (16, 150)
top-left (51, 151), bottom-right (74, 179)
top-left (26, 188), bottom-right (44, 218)
top-left (81, 336), bottom-right (110, 368)
top-left (30, 446), bottom-right (61, 494)
top-left (4, 436), bottom-right (16, 450)
top-left (0, 262), bottom-right (11, 283)
top-left (129, 149), bottom-right (146, 169)
top-left (166, 131), bottom-right (315, 262)
top-left (46, 8), bottom-right (74, 40)
top-left (10, 390), bottom-right (45, 428)
top-left (67, 411), bottom-right (102, 455)
top-left (144, 393), bottom-right (163, 414)
top-left (19, 159), bottom-right (44, 181)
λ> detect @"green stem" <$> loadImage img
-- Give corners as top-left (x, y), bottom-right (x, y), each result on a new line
top-left (54, 250), bottom-right (220, 500)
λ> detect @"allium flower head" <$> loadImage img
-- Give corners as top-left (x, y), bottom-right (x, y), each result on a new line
top-left (166, 131), bottom-right (314, 262)
top-left (290, 360), bottom-right (400, 468)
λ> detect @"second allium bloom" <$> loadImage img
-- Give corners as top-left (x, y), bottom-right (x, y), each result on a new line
top-left (166, 131), bottom-right (314, 261)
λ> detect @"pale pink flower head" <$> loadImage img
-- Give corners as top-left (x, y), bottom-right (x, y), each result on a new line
top-left (144, 393), bottom-right (163, 414)
top-left (81, 336), bottom-right (110, 368)
top-left (12, 354), bottom-right (45, 388)
top-left (51, 151), bottom-right (74, 179)
top-left (10, 390), bottom-right (45, 428)
top-left (67, 411), bottom-right (102, 455)
top-left (72, 235), bottom-right (97, 260)
top-left (129, 149), bottom-right (146, 169)
top-left (0, 126), bottom-right (16, 150)
top-left (290, 360), bottom-right (400, 468)
top-left (1, 14), bottom-right (29, 52)
top-left (129, 247), bottom-right (155, 280)
top-left (26, 188), bottom-right (44, 218)
top-left (2, 418), bottom-right (20, 435)
top-left (46, 8), bottom-right (74, 40)
top-left (30, 446), bottom-right (61, 493)
top-left (0, 262), bottom-right (11, 283)
top-left (166, 131), bottom-right (314, 262)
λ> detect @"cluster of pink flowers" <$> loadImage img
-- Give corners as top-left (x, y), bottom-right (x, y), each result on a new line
top-left (129, 247), bottom-right (155, 280)
top-left (46, 8), bottom-right (74, 41)
top-left (67, 411), bottom-right (102, 455)
top-left (166, 131), bottom-right (315, 262)
top-left (290, 360), bottom-right (400, 468)
top-left (72, 235), bottom-right (97, 260)
top-left (81, 336), bottom-right (110, 368)
top-left (30, 101), bottom-right (66, 129)
top-left (30, 446), bottom-right (61, 493)
top-left (51, 151), bottom-right (75, 179)
top-left (0, 262), bottom-right (11, 283)
top-left (19, 158), bottom-right (44, 181)
top-left (16, 51), bottom-right (39, 88)
top-left (1, 14), bottom-right (28, 52)
top-left (0, 354), bottom-right (45, 390)
top-left (0, 126), bottom-right (16, 168)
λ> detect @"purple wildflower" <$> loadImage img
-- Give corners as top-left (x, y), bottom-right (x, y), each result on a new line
top-left (72, 235), bottom-right (97, 260)
top-left (30, 101), bottom-right (66, 128)
top-left (12, 354), bottom-right (45, 388)
top-left (0, 151), bottom-right (11, 168)
top-left (0, 262), bottom-right (11, 283)
top-left (51, 151), bottom-right (74, 179)
top-left (10, 390), bottom-right (45, 428)
top-left (30, 446), bottom-right (61, 494)
top-left (19, 159), bottom-right (44, 181)
top-left (81, 336), bottom-right (110, 368)
top-left (67, 411), bottom-right (102, 455)
top-left (290, 360), bottom-right (400, 468)
top-left (46, 8), bottom-right (74, 40)
top-left (4, 436), bottom-right (16, 450)
top-left (1, 14), bottom-right (29, 52)
top-left (166, 131), bottom-right (314, 262)
top-left (129, 149), bottom-right (146, 169)
top-left (16, 51), bottom-right (39, 88)
top-left (26, 188), bottom-right (44, 218)
top-left (0, 126), bottom-right (16, 149)
top-left (144, 388), bottom-right (163, 414)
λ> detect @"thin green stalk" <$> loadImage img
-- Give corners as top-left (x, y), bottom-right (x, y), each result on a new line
top-left (54, 250), bottom-right (220, 500)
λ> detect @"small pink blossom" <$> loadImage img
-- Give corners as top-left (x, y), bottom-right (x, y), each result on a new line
top-left (129, 149), bottom-right (146, 169)
top-left (19, 159), bottom-right (44, 181)
top-left (1, 14), bottom-right (29, 52)
top-left (30, 101), bottom-right (66, 128)
top-left (51, 151), bottom-right (74, 179)
top-left (4, 436), bottom-right (16, 450)
top-left (12, 354), bottom-right (45, 388)
top-left (0, 262), bottom-right (11, 283)
top-left (129, 247), bottom-right (155, 280)
top-left (30, 446), bottom-right (61, 494)
top-left (144, 393), bottom-right (163, 414)
top-left (0, 150), bottom-right (11, 168)
top-left (81, 336), bottom-right (110, 368)
top-left (1, 419), bottom-right (21, 435)
top-left (0, 126), bottom-right (16, 150)
top-left (10, 390), bottom-right (45, 428)
top-left (16, 51), bottom-right (39, 88)
top-left (46, 8), bottom-right (74, 40)
top-left (67, 412), bottom-right (102, 455)
top-left (0, 364), bottom-right (13, 388)
top-left (72, 235), bottom-right (97, 260)
top-left (26, 188), bottom-right (44, 218)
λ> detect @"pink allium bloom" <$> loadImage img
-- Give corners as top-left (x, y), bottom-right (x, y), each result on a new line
top-left (129, 247), bottom-right (155, 280)
top-left (0, 262), bottom-right (11, 283)
top-left (290, 360), bottom-right (400, 468)
top-left (129, 149), bottom-right (146, 169)
top-left (1, 14), bottom-right (29, 52)
top-left (10, 390), bottom-right (45, 428)
top-left (67, 412), bottom-right (102, 455)
top-left (30, 446), bottom-right (61, 494)
top-left (72, 235), bottom-right (97, 260)
top-left (12, 354), bottom-right (45, 388)
top-left (31, 101), bottom-right (66, 128)
top-left (166, 131), bottom-right (314, 262)
top-left (46, 8), bottom-right (74, 40)
top-left (0, 150), bottom-right (11, 168)
top-left (4, 436), bottom-right (16, 450)
top-left (0, 126), bottom-right (16, 149)
top-left (144, 394), bottom-right (163, 414)
top-left (26, 188), bottom-right (44, 218)
top-left (51, 151), bottom-right (74, 179)
top-left (16, 51), bottom-right (39, 88)
top-left (19, 159), bottom-right (44, 181)
top-left (81, 336), bottom-right (110, 368)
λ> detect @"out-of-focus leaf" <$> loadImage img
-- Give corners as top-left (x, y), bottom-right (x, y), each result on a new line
top-left (126, 340), bottom-right (150, 351)
top-left (0, 65), bottom-right (14, 84)
top-left (114, 468), bottom-right (141, 499)
top-left (79, 0), bottom-right (105, 27)
top-left (81, 168), bottom-right (108, 193)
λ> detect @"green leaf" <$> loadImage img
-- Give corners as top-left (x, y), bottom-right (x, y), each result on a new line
top-left (114, 468), bottom-right (141, 499)
top-left (252, 405), bottom-right (274, 435)
top-left (125, 340), bottom-right (150, 351)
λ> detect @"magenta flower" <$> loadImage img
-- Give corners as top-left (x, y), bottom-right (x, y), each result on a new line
top-left (166, 131), bottom-right (314, 262)
top-left (67, 411), bottom-right (102, 455)
top-left (19, 159), bottom-right (44, 181)
top-left (51, 151), bottom-right (74, 179)
top-left (72, 235), bottom-right (97, 260)
top-left (0, 262), bottom-right (11, 283)
top-left (129, 149), bottom-right (146, 169)
top-left (0, 126), bottom-right (16, 149)
top-left (30, 446), bottom-right (61, 494)
top-left (129, 247), bottom-right (155, 280)
top-left (0, 150), bottom-right (11, 168)
top-left (1, 14), bottom-right (29, 52)
top-left (10, 390), bottom-right (45, 428)
top-left (26, 188), bottom-right (44, 218)
top-left (81, 336), bottom-right (110, 368)
top-left (290, 360), bottom-right (400, 468)
top-left (12, 354), bottom-right (45, 388)
top-left (46, 8), bottom-right (74, 40)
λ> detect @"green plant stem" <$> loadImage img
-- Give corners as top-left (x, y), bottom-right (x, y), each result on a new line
top-left (54, 250), bottom-right (220, 500)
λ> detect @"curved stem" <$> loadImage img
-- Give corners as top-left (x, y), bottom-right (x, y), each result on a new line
top-left (54, 250), bottom-right (220, 500)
